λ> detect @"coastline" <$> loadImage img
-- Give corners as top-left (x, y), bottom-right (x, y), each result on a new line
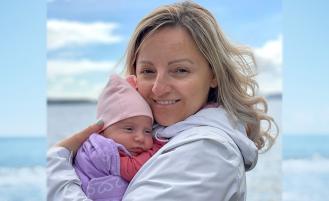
top-left (47, 92), bottom-right (282, 105)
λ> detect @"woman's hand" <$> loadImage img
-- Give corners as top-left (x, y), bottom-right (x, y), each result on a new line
top-left (55, 120), bottom-right (104, 155)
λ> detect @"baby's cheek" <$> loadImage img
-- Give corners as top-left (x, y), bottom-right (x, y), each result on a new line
top-left (145, 137), bottom-right (154, 149)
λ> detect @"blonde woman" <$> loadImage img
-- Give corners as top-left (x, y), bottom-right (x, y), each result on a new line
top-left (48, 1), bottom-right (278, 200)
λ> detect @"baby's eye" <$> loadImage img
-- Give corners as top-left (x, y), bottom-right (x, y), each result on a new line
top-left (144, 129), bottom-right (152, 135)
top-left (124, 127), bottom-right (134, 132)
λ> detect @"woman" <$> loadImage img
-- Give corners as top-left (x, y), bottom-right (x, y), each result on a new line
top-left (47, 1), bottom-right (278, 200)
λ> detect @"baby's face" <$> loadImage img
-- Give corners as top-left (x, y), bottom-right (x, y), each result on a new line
top-left (103, 116), bottom-right (153, 156)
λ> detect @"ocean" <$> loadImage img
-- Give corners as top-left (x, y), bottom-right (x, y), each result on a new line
top-left (283, 135), bottom-right (329, 201)
top-left (0, 138), bottom-right (47, 201)
top-left (1, 98), bottom-right (328, 201)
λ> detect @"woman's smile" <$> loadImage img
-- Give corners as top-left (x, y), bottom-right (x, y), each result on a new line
top-left (153, 99), bottom-right (180, 105)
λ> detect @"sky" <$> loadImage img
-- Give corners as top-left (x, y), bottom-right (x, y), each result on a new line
top-left (0, 0), bottom-right (328, 137)
top-left (0, 0), bottom-right (46, 137)
top-left (283, 0), bottom-right (329, 135)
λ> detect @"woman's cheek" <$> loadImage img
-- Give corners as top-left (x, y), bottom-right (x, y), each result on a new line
top-left (137, 81), bottom-right (152, 100)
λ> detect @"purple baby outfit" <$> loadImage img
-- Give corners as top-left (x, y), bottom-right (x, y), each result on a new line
top-left (74, 133), bottom-right (130, 201)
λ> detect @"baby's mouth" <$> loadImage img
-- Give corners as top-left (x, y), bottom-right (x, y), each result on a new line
top-left (129, 148), bottom-right (144, 156)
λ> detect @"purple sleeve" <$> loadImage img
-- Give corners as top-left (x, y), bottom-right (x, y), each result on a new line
top-left (74, 134), bottom-right (128, 200)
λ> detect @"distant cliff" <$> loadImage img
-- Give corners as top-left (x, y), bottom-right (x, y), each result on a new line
top-left (47, 99), bottom-right (97, 105)
top-left (47, 92), bottom-right (281, 105)
top-left (266, 93), bottom-right (282, 100)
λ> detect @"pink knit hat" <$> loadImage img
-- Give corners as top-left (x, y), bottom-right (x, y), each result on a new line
top-left (97, 74), bottom-right (153, 131)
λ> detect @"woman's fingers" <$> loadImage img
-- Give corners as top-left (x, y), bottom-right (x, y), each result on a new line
top-left (55, 120), bottom-right (104, 155)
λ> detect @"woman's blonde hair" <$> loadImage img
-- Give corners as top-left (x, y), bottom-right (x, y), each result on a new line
top-left (125, 1), bottom-right (278, 151)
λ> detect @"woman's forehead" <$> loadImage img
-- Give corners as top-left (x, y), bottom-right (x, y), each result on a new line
top-left (136, 27), bottom-right (203, 63)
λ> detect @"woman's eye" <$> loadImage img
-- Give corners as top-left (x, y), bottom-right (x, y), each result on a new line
top-left (174, 67), bottom-right (189, 74)
top-left (140, 68), bottom-right (155, 74)
top-left (177, 68), bottom-right (187, 73)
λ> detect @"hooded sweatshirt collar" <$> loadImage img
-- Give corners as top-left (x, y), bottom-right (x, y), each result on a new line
top-left (154, 106), bottom-right (258, 171)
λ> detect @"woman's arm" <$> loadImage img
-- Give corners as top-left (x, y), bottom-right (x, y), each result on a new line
top-left (47, 121), bottom-right (104, 201)
top-left (56, 120), bottom-right (104, 155)
top-left (123, 137), bottom-right (244, 201)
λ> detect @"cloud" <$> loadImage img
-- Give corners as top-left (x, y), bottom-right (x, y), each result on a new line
top-left (48, 76), bottom-right (106, 99)
top-left (253, 35), bottom-right (282, 94)
top-left (47, 59), bottom-right (124, 99)
top-left (47, 19), bottom-right (123, 50)
top-left (254, 35), bottom-right (282, 73)
top-left (47, 59), bottom-right (118, 78)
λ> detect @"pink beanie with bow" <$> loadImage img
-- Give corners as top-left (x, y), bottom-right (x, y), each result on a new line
top-left (97, 74), bottom-right (153, 131)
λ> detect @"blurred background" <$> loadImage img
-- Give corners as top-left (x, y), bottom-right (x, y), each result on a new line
top-left (0, 1), bottom-right (46, 200)
top-left (0, 0), bottom-right (328, 201)
top-left (47, 1), bottom-right (282, 201)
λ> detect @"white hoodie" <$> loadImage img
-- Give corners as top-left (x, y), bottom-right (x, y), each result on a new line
top-left (47, 107), bottom-right (258, 201)
top-left (122, 107), bottom-right (258, 201)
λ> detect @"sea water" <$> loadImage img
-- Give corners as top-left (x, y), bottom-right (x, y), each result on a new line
top-left (1, 135), bottom-right (327, 201)
top-left (246, 98), bottom-right (282, 201)
top-left (0, 138), bottom-right (47, 201)
top-left (283, 135), bottom-right (329, 201)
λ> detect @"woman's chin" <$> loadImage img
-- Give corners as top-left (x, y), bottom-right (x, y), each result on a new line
top-left (155, 115), bottom-right (183, 126)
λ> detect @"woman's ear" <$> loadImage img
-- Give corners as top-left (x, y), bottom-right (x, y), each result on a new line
top-left (126, 75), bottom-right (137, 89)
top-left (210, 75), bottom-right (218, 88)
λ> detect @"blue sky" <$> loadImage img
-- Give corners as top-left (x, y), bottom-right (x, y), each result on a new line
top-left (283, 0), bottom-right (329, 135)
top-left (0, 0), bottom-right (46, 137)
top-left (2, 0), bottom-right (327, 137)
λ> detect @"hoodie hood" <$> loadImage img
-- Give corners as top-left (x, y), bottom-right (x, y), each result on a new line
top-left (154, 106), bottom-right (258, 171)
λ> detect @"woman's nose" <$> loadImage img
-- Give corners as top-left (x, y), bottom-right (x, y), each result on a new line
top-left (152, 74), bottom-right (171, 96)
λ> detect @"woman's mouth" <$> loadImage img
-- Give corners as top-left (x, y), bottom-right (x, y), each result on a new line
top-left (153, 99), bottom-right (180, 105)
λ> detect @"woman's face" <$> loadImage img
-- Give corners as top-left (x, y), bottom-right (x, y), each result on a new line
top-left (135, 27), bottom-right (217, 126)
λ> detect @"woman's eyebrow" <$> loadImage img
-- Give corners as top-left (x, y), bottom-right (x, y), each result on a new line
top-left (137, 58), bottom-right (194, 66)
top-left (168, 58), bottom-right (194, 65)
top-left (137, 60), bottom-right (153, 65)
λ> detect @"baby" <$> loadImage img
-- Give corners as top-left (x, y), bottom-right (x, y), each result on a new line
top-left (74, 74), bottom-right (164, 201)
